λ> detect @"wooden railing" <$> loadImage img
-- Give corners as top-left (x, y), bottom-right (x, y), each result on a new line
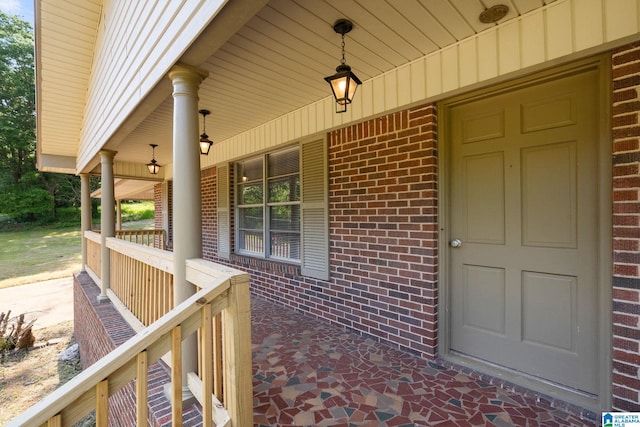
top-left (116, 229), bottom-right (166, 249)
top-left (85, 231), bottom-right (101, 279)
top-left (108, 238), bottom-right (174, 325)
top-left (7, 258), bottom-right (252, 427)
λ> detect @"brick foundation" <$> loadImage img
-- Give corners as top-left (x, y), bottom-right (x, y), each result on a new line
top-left (74, 272), bottom-right (198, 426)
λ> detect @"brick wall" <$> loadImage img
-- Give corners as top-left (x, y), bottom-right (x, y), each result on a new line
top-left (155, 181), bottom-right (173, 250)
top-left (74, 272), bottom-right (137, 425)
top-left (74, 272), bottom-right (134, 367)
top-left (327, 105), bottom-right (439, 357)
top-left (201, 104), bottom-right (439, 359)
top-left (74, 272), bottom-right (181, 426)
top-left (612, 42), bottom-right (640, 412)
top-left (202, 167), bottom-right (217, 261)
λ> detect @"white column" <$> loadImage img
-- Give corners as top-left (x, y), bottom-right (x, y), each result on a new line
top-left (116, 199), bottom-right (122, 230)
top-left (80, 173), bottom-right (92, 271)
top-left (162, 181), bottom-right (171, 249)
top-left (99, 150), bottom-right (116, 302)
top-left (168, 63), bottom-right (208, 401)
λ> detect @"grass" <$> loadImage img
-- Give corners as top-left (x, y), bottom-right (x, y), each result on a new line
top-left (120, 200), bottom-right (155, 222)
top-left (0, 226), bottom-right (82, 289)
top-left (0, 201), bottom-right (155, 289)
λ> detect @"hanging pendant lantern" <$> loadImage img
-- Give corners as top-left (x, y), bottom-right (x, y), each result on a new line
top-left (324, 19), bottom-right (362, 113)
top-left (199, 109), bottom-right (213, 155)
top-left (146, 144), bottom-right (161, 175)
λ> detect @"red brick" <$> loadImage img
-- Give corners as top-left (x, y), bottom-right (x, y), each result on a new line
top-left (614, 164), bottom-right (640, 177)
top-left (614, 113), bottom-right (639, 127)
top-left (614, 288), bottom-right (640, 303)
top-left (614, 264), bottom-right (639, 277)
top-left (614, 62), bottom-right (640, 79)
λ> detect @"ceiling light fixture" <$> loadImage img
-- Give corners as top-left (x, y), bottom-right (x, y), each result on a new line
top-left (146, 144), bottom-right (161, 175)
top-left (324, 19), bottom-right (362, 113)
top-left (199, 109), bottom-right (213, 155)
top-left (479, 5), bottom-right (509, 23)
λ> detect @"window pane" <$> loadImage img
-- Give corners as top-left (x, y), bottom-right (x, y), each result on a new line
top-left (238, 182), bottom-right (263, 205)
top-left (239, 230), bottom-right (264, 254)
top-left (271, 232), bottom-right (300, 260)
top-left (268, 176), bottom-right (300, 203)
top-left (239, 206), bottom-right (263, 229)
top-left (238, 156), bottom-right (263, 182)
top-left (238, 206), bottom-right (263, 254)
top-left (270, 204), bottom-right (300, 260)
top-left (270, 205), bottom-right (299, 231)
top-left (268, 147), bottom-right (299, 177)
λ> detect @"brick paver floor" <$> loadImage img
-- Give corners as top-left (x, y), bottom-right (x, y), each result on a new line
top-left (251, 298), bottom-right (597, 427)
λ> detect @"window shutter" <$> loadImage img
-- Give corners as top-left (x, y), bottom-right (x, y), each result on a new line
top-left (217, 164), bottom-right (231, 259)
top-left (301, 139), bottom-right (329, 280)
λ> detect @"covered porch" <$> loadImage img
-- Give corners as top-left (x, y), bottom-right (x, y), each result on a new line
top-left (10, 228), bottom-right (598, 426)
top-left (30, 0), bottom-right (640, 424)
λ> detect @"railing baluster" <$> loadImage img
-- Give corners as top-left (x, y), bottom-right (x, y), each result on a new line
top-left (143, 262), bottom-right (149, 324)
top-left (96, 380), bottom-right (109, 427)
top-left (136, 351), bottom-right (148, 426)
top-left (213, 313), bottom-right (223, 399)
top-left (171, 326), bottom-right (183, 427)
top-left (201, 304), bottom-right (213, 427)
top-left (47, 414), bottom-right (61, 426)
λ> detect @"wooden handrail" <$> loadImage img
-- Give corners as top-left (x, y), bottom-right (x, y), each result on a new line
top-left (6, 259), bottom-right (252, 427)
top-left (116, 229), bottom-right (166, 249)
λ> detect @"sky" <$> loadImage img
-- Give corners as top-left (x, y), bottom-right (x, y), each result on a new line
top-left (0, 0), bottom-right (35, 25)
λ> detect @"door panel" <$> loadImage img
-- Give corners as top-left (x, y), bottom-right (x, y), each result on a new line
top-left (521, 142), bottom-right (577, 247)
top-left (464, 153), bottom-right (505, 244)
top-left (463, 265), bottom-right (505, 335)
top-left (449, 70), bottom-right (599, 394)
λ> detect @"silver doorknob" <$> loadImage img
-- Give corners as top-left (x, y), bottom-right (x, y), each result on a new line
top-left (450, 239), bottom-right (462, 248)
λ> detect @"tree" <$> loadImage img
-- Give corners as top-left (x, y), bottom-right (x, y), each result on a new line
top-left (0, 11), bottom-right (35, 186)
top-left (0, 11), bottom-right (81, 222)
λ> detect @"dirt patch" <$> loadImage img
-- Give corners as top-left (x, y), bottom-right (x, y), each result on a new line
top-left (0, 320), bottom-right (80, 426)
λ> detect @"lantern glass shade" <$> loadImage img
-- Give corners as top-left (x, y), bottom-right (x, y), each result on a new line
top-left (146, 160), bottom-right (160, 175)
top-left (325, 64), bottom-right (362, 113)
top-left (199, 133), bottom-right (213, 155)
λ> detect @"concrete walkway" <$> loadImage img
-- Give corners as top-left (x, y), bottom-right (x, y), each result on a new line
top-left (0, 276), bottom-right (74, 330)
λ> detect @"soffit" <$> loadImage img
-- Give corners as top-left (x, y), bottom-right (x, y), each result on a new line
top-left (36, 0), bottom-right (101, 159)
top-left (37, 0), bottom-right (557, 170)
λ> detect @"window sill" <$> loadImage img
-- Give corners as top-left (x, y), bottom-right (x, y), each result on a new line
top-left (230, 253), bottom-right (301, 276)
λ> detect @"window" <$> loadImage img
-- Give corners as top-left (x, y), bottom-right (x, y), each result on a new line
top-left (219, 139), bottom-right (328, 280)
top-left (236, 146), bottom-right (300, 262)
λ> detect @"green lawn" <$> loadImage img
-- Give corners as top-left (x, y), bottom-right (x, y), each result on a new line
top-left (0, 202), bottom-right (155, 289)
top-left (0, 225), bottom-right (82, 288)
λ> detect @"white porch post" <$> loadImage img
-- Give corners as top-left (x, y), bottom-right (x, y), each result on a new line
top-left (168, 63), bottom-right (208, 401)
top-left (162, 181), bottom-right (170, 247)
top-left (116, 199), bottom-right (122, 230)
top-left (99, 150), bottom-right (116, 303)
top-left (80, 173), bottom-right (92, 271)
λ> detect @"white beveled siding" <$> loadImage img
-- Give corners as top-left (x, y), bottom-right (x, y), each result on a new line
top-left (206, 0), bottom-right (640, 166)
top-left (76, 0), bottom-right (225, 172)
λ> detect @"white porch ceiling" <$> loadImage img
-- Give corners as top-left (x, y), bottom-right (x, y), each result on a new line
top-left (37, 0), bottom-right (557, 172)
